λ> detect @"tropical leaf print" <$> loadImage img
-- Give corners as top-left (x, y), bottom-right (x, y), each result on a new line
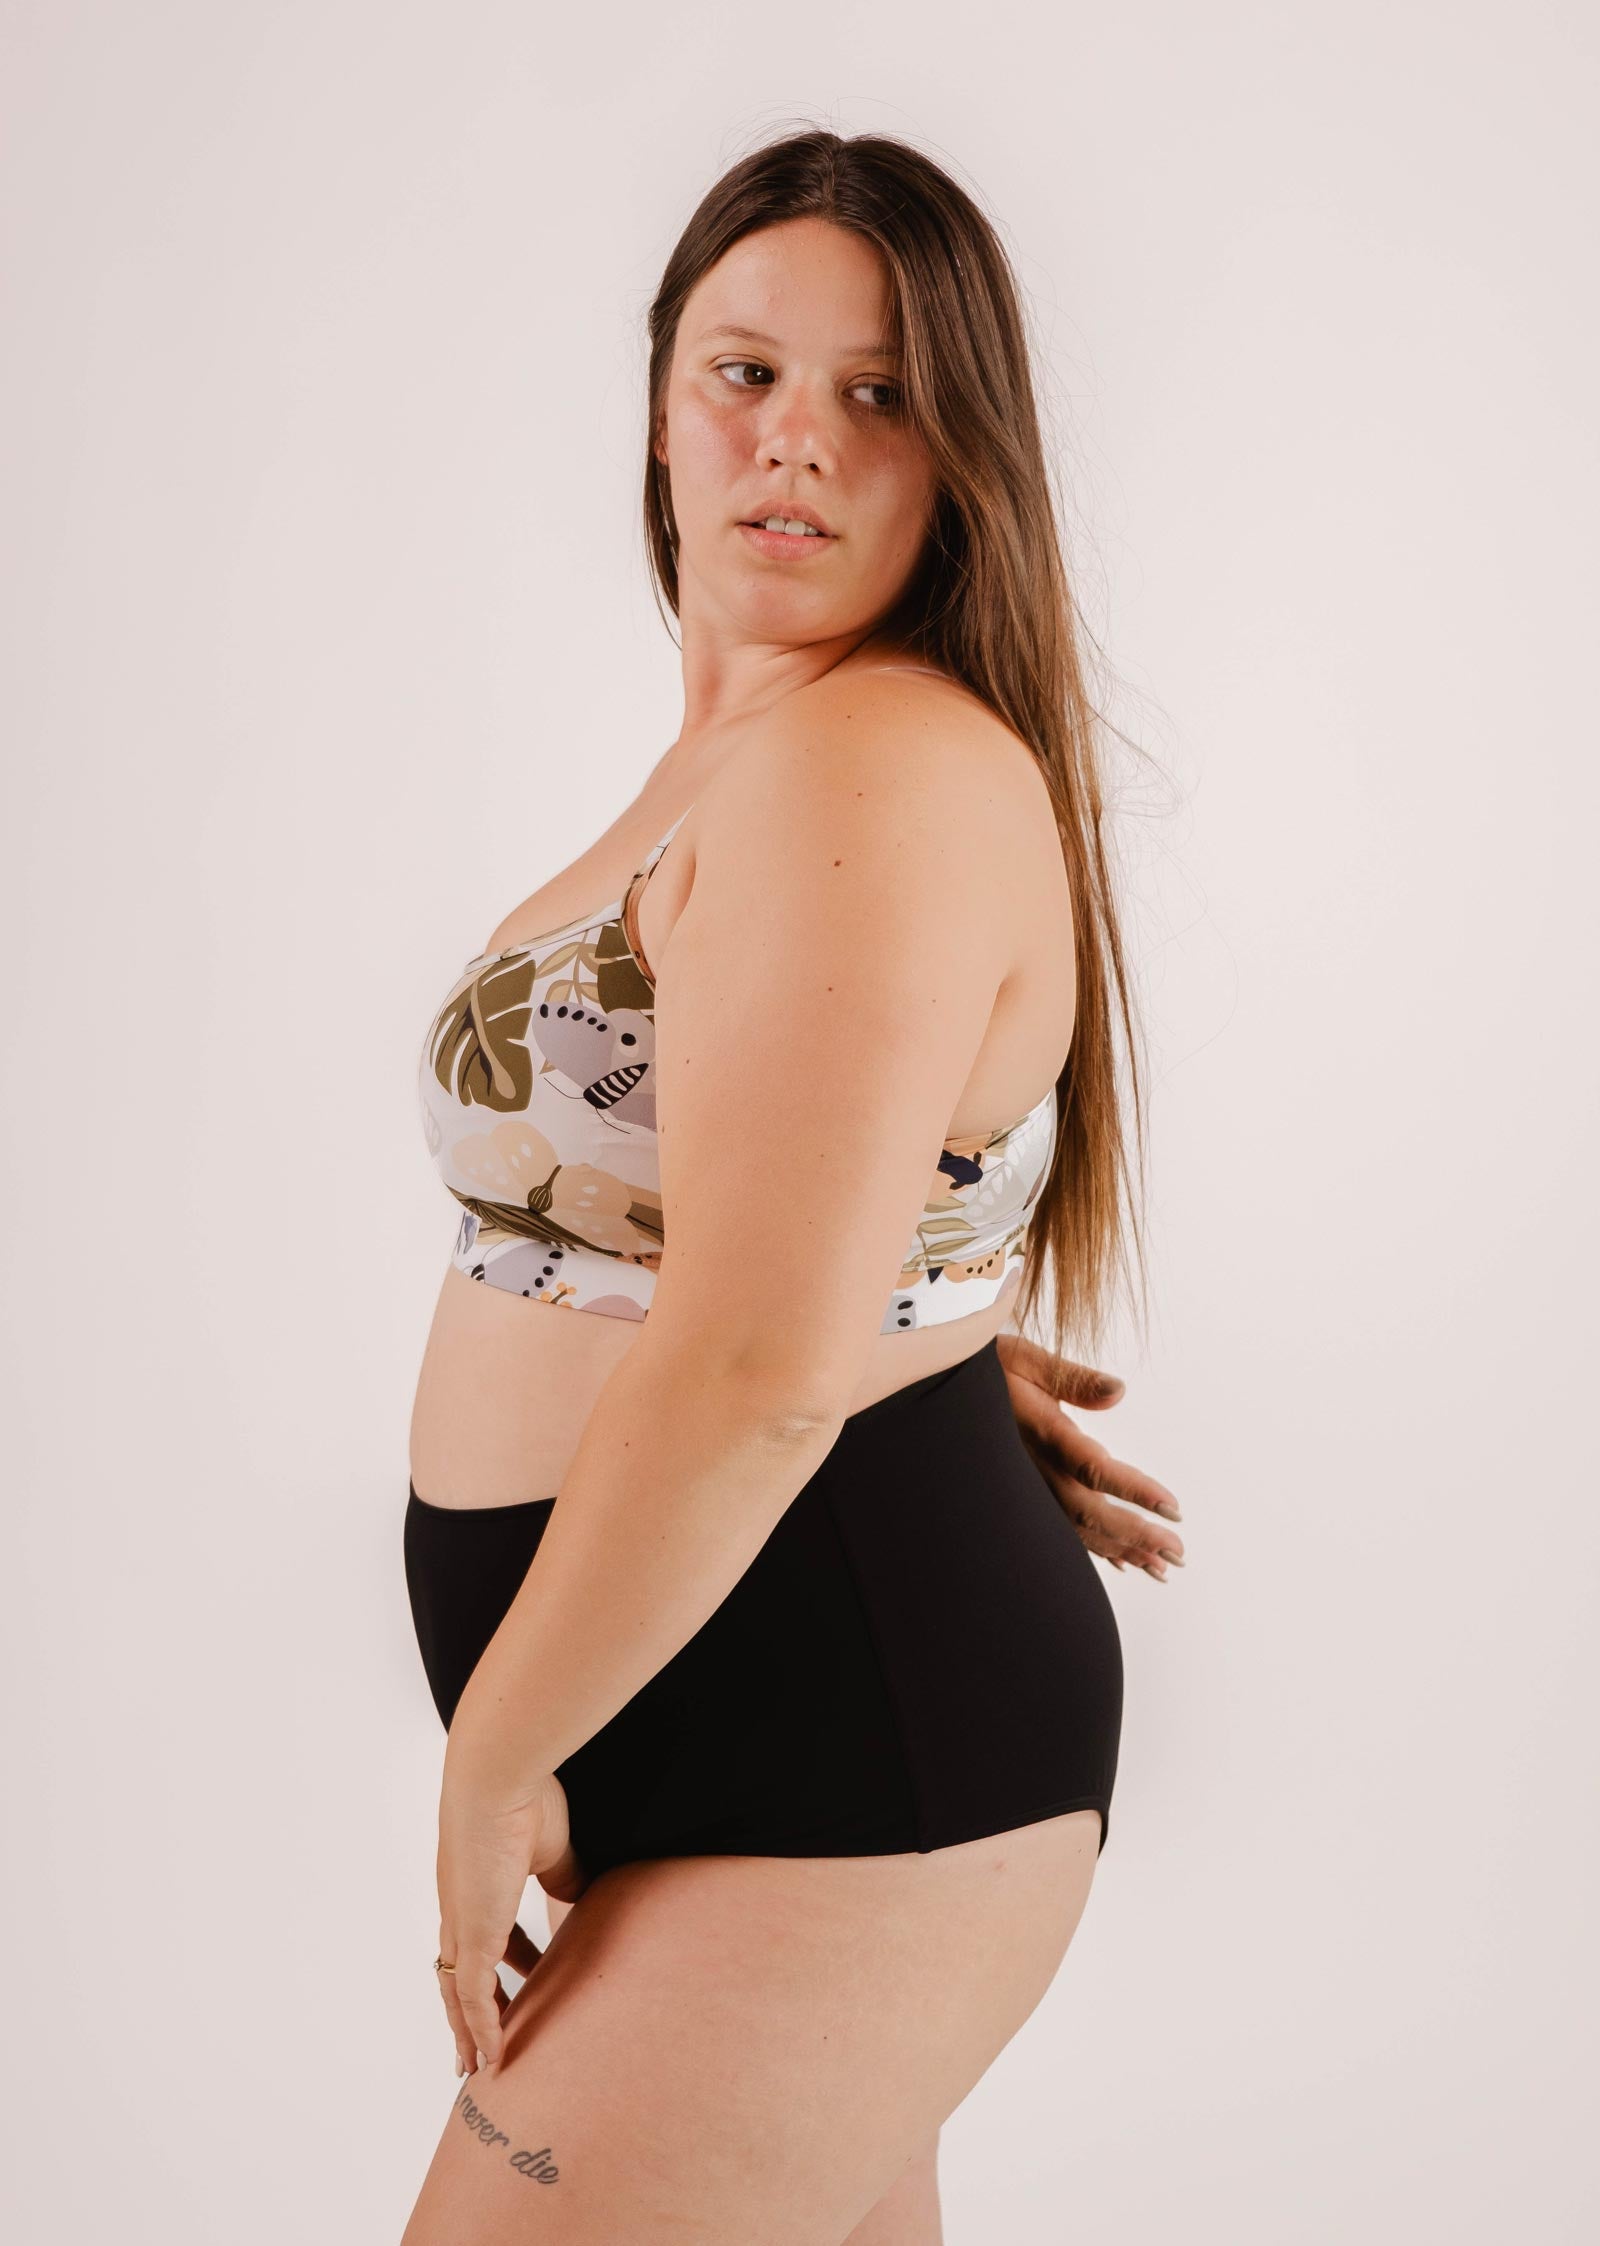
top-left (428, 953), bottom-right (540, 1112)
top-left (419, 825), bottom-right (1060, 1328)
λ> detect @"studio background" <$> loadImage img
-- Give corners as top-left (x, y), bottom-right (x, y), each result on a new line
top-left (3, 3), bottom-right (1594, 2239)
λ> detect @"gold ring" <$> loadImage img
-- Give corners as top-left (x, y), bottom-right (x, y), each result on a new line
top-left (434, 1955), bottom-right (457, 1974)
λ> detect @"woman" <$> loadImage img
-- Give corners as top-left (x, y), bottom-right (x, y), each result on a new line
top-left (402, 128), bottom-right (1182, 2245)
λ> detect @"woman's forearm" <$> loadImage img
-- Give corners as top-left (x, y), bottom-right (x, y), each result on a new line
top-left (441, 1338), bottom-right (844, 1802)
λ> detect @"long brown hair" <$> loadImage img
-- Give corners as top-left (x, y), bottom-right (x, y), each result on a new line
top-left (641, 126), bottom-right (1151, 1376)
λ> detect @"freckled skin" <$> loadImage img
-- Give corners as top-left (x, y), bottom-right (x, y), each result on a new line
top-left (653, 217), bottom-right (940, 657)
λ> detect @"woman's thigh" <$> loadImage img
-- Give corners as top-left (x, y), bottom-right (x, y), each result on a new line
top-left (400, 1806), bottom-right (1101, 2246)
top-left (538, 1895), bottom-right (946, 2246)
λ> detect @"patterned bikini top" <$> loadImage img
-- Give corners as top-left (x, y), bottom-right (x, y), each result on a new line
top-left (418, 807), bottom-right (1058, 1332)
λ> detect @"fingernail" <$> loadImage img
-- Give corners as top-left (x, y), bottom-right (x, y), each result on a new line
top-left (1157, 1500), bottom-right (1182, 1520)
top-left (476, 2050), bottom-right (489, 2074)
top-left (1162, 1549), bottom-right (1185, 1566)
top-left (455, 2054), bottom-right (464, 2077)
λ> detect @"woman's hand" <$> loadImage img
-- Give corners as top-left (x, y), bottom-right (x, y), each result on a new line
top-left (434, 1765), bottom-right (589, 2077)
top-left (996, 1332), bottom-right (1186, 1580)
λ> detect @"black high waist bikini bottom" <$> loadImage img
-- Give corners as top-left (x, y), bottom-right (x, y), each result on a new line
top-left (403, 1336), bottom-right (1122, 1879)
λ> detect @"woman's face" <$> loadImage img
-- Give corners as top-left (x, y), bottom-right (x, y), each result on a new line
top-left (655, 217), bottom-right (938, 645)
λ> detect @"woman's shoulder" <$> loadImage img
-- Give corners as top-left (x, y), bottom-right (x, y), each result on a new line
top-left (804, 655), bottom-right (1020, 747)
top-left (699, 661), bottom-right (1047, 853)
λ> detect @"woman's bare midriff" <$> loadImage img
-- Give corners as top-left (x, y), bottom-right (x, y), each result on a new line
top-left (407, 1263), bottom-right (1024, 1509)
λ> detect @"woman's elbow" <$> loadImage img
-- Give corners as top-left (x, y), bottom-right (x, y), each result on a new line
top-left (621, 1314), bottom-right (861, 1442)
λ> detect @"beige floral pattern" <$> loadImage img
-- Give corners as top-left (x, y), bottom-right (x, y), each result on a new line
top-left (418, 811), bottom-right (1057, 1332)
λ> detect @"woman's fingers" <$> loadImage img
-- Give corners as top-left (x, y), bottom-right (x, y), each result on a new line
top-left (1057, 1422), bottom-right (1181, 1522)
top-left (998, 1353), bottom-right (1185, 1580)
top-left (1003, 1362), bottom-right (1181, 1522)
top-left (995, 1331), bottom-right (1124, 1408)
top-left (436, 1793), bottom-right (577, 2076)
top-left (501, 1917), bottom-right (545, 1983)
top-left (1051, 1475), bottom-right (1185, 1578)
top-left (440, 1919), bottom-right (547, 2077)
top-left (436, 1953), bottom-right (488, 2078)
top-left (437, 1782), bottom-right (585, 2076)
top-left (444, 1943), bottom-right (506, 2076)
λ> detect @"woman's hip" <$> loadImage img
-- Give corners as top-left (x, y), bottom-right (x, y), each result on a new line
top-left (402, 1336), bottom-right (1123, 1872)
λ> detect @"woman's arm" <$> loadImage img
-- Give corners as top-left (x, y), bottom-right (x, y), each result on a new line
top-left (444, 1342), bottom-right (845, 1798)
top-left (443, 687), bottom-right (1036, 1804)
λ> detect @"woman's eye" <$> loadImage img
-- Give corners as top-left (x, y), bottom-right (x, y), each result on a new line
top-left (714, 362), bottom-right (902, 413)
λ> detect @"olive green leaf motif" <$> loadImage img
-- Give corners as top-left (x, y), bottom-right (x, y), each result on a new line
top-left (430, 917), bottom-right (657, 1113)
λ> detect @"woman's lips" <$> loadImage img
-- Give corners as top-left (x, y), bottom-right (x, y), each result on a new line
top-left (737, 521), bottom-right (838, 560)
